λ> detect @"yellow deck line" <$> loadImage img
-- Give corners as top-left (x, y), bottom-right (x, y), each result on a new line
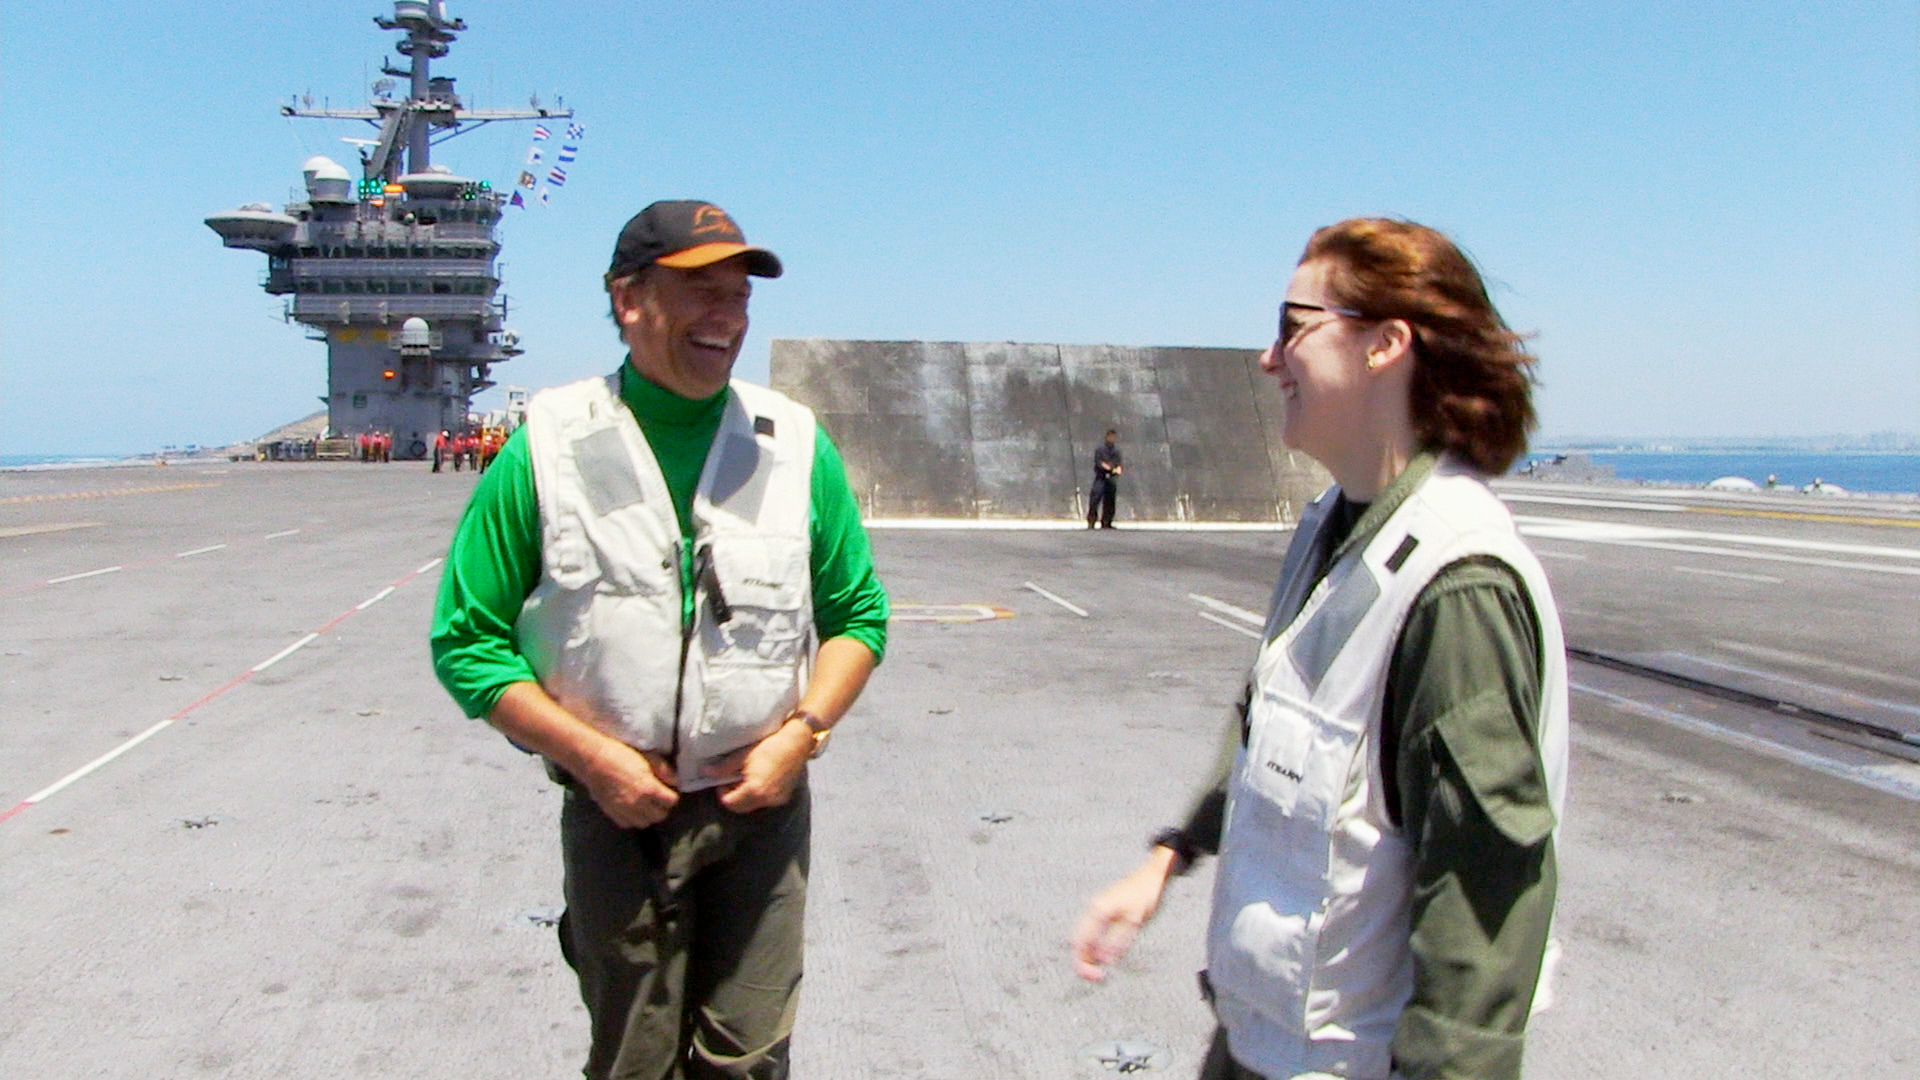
top-left (1683, 505), bottom-right (1920, 529)
top-left (0, 482), bottom-right (216, 506)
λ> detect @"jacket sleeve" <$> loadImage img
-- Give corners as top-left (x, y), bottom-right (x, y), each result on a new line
top-left (807, 425), bottom-right (889, 663)
top-left (1384, 557), bottom-right (1556, 1080)
top-left (429, 427), bottom-right (544, 718)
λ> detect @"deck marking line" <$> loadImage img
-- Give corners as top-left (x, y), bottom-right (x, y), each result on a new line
top-left (1570, 678), bottom-right (1920, 803)
top-left (1685, 506), bottom-right (1920, 529)
top-left (1198, 610), bottom-right (1261, 639)
top-left (1021, 581), bottom-right (1089, 617)
top-left (1672, 565), bottom-right (1784, 584)
top-left (176, 544), bottom-right (228, 558)
top-left (1516, 515), bottom-right (1920, 560)
top-left (356, 586), bottom-right (397, 610)
top-left (1535, 550), bottom-right (1588, 561)
top-left (253, 633), bottom-right (320, 672)
top-left (2, 556), bottom-right (445, 826)
top-left (1188, 593), bottom-right (1264, 626)
top-left (47, 565), bottom-right (123, 584)
top-left (1712, 639), bottom-right (1920, 694)
top-left (263, 528), bottom-right (301, 540)
top-left (22, 719), bottom-right (176, 805)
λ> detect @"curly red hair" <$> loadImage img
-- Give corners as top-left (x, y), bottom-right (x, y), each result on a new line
top-left (1302, 219), bottom-right (1538, 475)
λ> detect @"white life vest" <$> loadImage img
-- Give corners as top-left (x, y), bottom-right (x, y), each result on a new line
top-left (1207, 459), bottom-right (1569, 1079)
top-left (515, 373), bottom-right (817, 792)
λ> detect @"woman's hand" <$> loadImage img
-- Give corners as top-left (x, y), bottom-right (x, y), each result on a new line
top-left (1071, 848), bottom-right (1181, 982)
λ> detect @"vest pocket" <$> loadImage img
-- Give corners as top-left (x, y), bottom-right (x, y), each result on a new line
top-left (704, 537), bottom-right (809, 664)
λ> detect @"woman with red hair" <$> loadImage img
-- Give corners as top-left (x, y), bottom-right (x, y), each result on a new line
top-left (1074, 219), bottom-right (1569, 1080)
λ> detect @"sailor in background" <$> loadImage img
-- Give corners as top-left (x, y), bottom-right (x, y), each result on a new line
top-left (1087, 428), bottom-right (1124, 529)
top-left (431, 200), bottom-right (888, 1079)
top-left (1073, 218), bottom-right (1568, 1080)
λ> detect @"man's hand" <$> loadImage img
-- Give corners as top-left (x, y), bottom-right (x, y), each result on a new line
top-left (1070, 849), bottom-right (1179, 982)
top-left (578, 738), bottom-right (680, 829)
top-left (705, 719), bottom-right (814, 813)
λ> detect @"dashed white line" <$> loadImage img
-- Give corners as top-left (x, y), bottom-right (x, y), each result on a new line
top-left (416, 557), bottom-right (444, 575)
top-left (356, 586), bottom-right (397, 610)
top-left (252, 632), bottom-right (320, 673)
top-left (1188, 593), bottom-right (1264, 625)
top-left (47, 566), bottom-right (123, 584)
top-left (263, 529), bottom-right (301, 540)
top-left (1536, 550), bottom-right (1588, 561)
top-left (1021, 581), bottom-right (1088, 617)
top-left (1199, 610), bottom-right (1260, 638)
top-left (175, 544), bottom-right (228, 558)
top-left (1672, 565), bottom-right (1782, 584)
top-left (21, 719), bottom-right (176, 805)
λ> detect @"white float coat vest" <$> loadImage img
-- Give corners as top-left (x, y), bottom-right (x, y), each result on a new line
top-left (1207, 459), bottom-right (1569, 1079)
top-left (515, 374), bottom-right (817, 792)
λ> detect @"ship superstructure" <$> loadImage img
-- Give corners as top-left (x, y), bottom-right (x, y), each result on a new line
top-left (207, 0), bottom-right (567, 459)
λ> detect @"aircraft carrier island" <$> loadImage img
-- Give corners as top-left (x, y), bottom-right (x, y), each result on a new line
top-left (205, 0), bottom-right (566, 459)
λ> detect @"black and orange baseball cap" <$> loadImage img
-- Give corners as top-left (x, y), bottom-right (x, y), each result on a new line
top-left (607, 200), bottom-right (782, 281)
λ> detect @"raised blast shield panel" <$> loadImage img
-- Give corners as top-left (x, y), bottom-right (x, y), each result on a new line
top-left (964, 343), bottom-right (1076, 518)
top-left (771, 338), bottom-right (1327, 522)
top-left (772, 340), bottom-right (977, 518)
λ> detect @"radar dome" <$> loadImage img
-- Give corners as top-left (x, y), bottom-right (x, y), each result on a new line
top-left (302, 156), bottom-right (353, 203)
top-left (400, 318), bottom-right (433, 349)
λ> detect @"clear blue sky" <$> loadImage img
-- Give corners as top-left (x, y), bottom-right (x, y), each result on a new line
top-left (3, 1), bottom-right (1915, 454)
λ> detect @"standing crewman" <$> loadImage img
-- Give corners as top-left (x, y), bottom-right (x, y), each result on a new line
top-left (1086, 428), bottom-right (1124, 529)
top-left (431, 199), bottom-right (888, 1080)
top-left (433, 430), bottom-right (450, 472)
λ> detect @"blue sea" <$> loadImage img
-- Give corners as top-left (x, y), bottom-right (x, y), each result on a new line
top-left (1, 453), bottom-right (143, 470)
top-left (1532, 450), bottom-right (1919, 496)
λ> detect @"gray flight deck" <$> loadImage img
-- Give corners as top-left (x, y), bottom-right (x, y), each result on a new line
top-left (2, 461), bottom-right (1917, 1079)
top-left (772, 339), bottom-right (1329, 522)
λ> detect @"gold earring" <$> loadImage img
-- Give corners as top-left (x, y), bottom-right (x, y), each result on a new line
top-left (1365, 355), bottom-right (1383, 370)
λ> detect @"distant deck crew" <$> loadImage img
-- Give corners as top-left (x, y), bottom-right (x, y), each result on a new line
top-left (431, 199), bottom-right (888, 1080)
top-left (1087, 428), bottom-right (1124, 529)
top-left (1074, 218), bottom-right (1569, 1080)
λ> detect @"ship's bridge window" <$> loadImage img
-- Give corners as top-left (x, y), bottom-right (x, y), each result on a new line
top-left (367, 280), bottom-right (386, 294)
top-left (432, 281), bottom-right (452, 294)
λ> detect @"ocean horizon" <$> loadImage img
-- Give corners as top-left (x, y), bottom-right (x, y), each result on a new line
top-left (8, 449), bottom-right (1918, 496)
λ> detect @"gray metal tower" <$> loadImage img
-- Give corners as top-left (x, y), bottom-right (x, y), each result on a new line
top-left (206, 0), bottom-right (567, 458)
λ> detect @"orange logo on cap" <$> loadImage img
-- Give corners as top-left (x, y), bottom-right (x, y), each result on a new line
top-left (692, 205), bottom-right (738, 237)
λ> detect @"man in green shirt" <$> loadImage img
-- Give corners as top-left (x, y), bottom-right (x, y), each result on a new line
top-left (431, 201), bottom-right (887, 1080)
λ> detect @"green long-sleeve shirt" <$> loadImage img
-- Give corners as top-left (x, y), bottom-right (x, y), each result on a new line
top-left (1179, 453), bottom-right (1556, 1080)
top-left (431, 363), bottom-right (888, 721)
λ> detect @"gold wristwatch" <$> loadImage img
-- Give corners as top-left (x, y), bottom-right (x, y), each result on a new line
top-left (788, 708), bottom-right (832, 759)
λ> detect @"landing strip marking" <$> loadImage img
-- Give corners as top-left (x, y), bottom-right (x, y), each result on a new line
top-left (1571, 679), bottom-right (1920, 803)
top-left (46, 565), bottom-right (123, 584)
top-left (1199, 611), bottom-right (1260, 639)
top-left (3, 526), bottom-right (311, 596)
top-left (1684, 506), bottom-right (1920, 529)
top-left (0, 556), bottom-right (445, 826)
top-left (891, 603), bottom-right (1014, 622)
top-left (1188, 593), bottom-right (1263, 625)
top-left (1021, 581), bottom-right (1089, 617)
top-left (0, 481), bottom-right (218, 506)
top-left (1672, 566), bottom-right (1784, 584)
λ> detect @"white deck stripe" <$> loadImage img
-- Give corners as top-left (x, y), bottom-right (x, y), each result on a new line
top-left (23, 719), bottom-right (175, 804)
top-left (1198, 610), bottom-right (1260, 638)
top-left (1187, 593), bottom-right (1263, 625)
top-left (416, 557), bottom-right (444, 575)
top-left (1535, 550), bottom-right (1588, 561)
top-left (1505, 495), bottom-right (1687, 512)
top-left (252, 633), bottom-right (320, 672)
top-left (1517, 515), bottom-right (1920, 560)
top-left (263, 529), bottom-right (301, 540)
top-left (1672, 565), bottom-right (1784, 584)
top-left (175, 544), bottom-right (228, 558)
top-left (355, 586), bottom-right (397, 610)
top-left (1572, 679), bottom-right (1920, 802)
top-left (1713, 639), bottom-right (1920, 695)
top-left (866, 519), bottom-right (1289, 532)
top-left (1606, 539), bottom-right (1920, 577)
top-left (47, 565), bottom-right (123, 584)
top-left (1021, 581), bottom-right (1089, 617)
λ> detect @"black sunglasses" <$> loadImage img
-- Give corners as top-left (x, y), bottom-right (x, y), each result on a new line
top-left (1277, 301), bottom-right (1366, 349)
